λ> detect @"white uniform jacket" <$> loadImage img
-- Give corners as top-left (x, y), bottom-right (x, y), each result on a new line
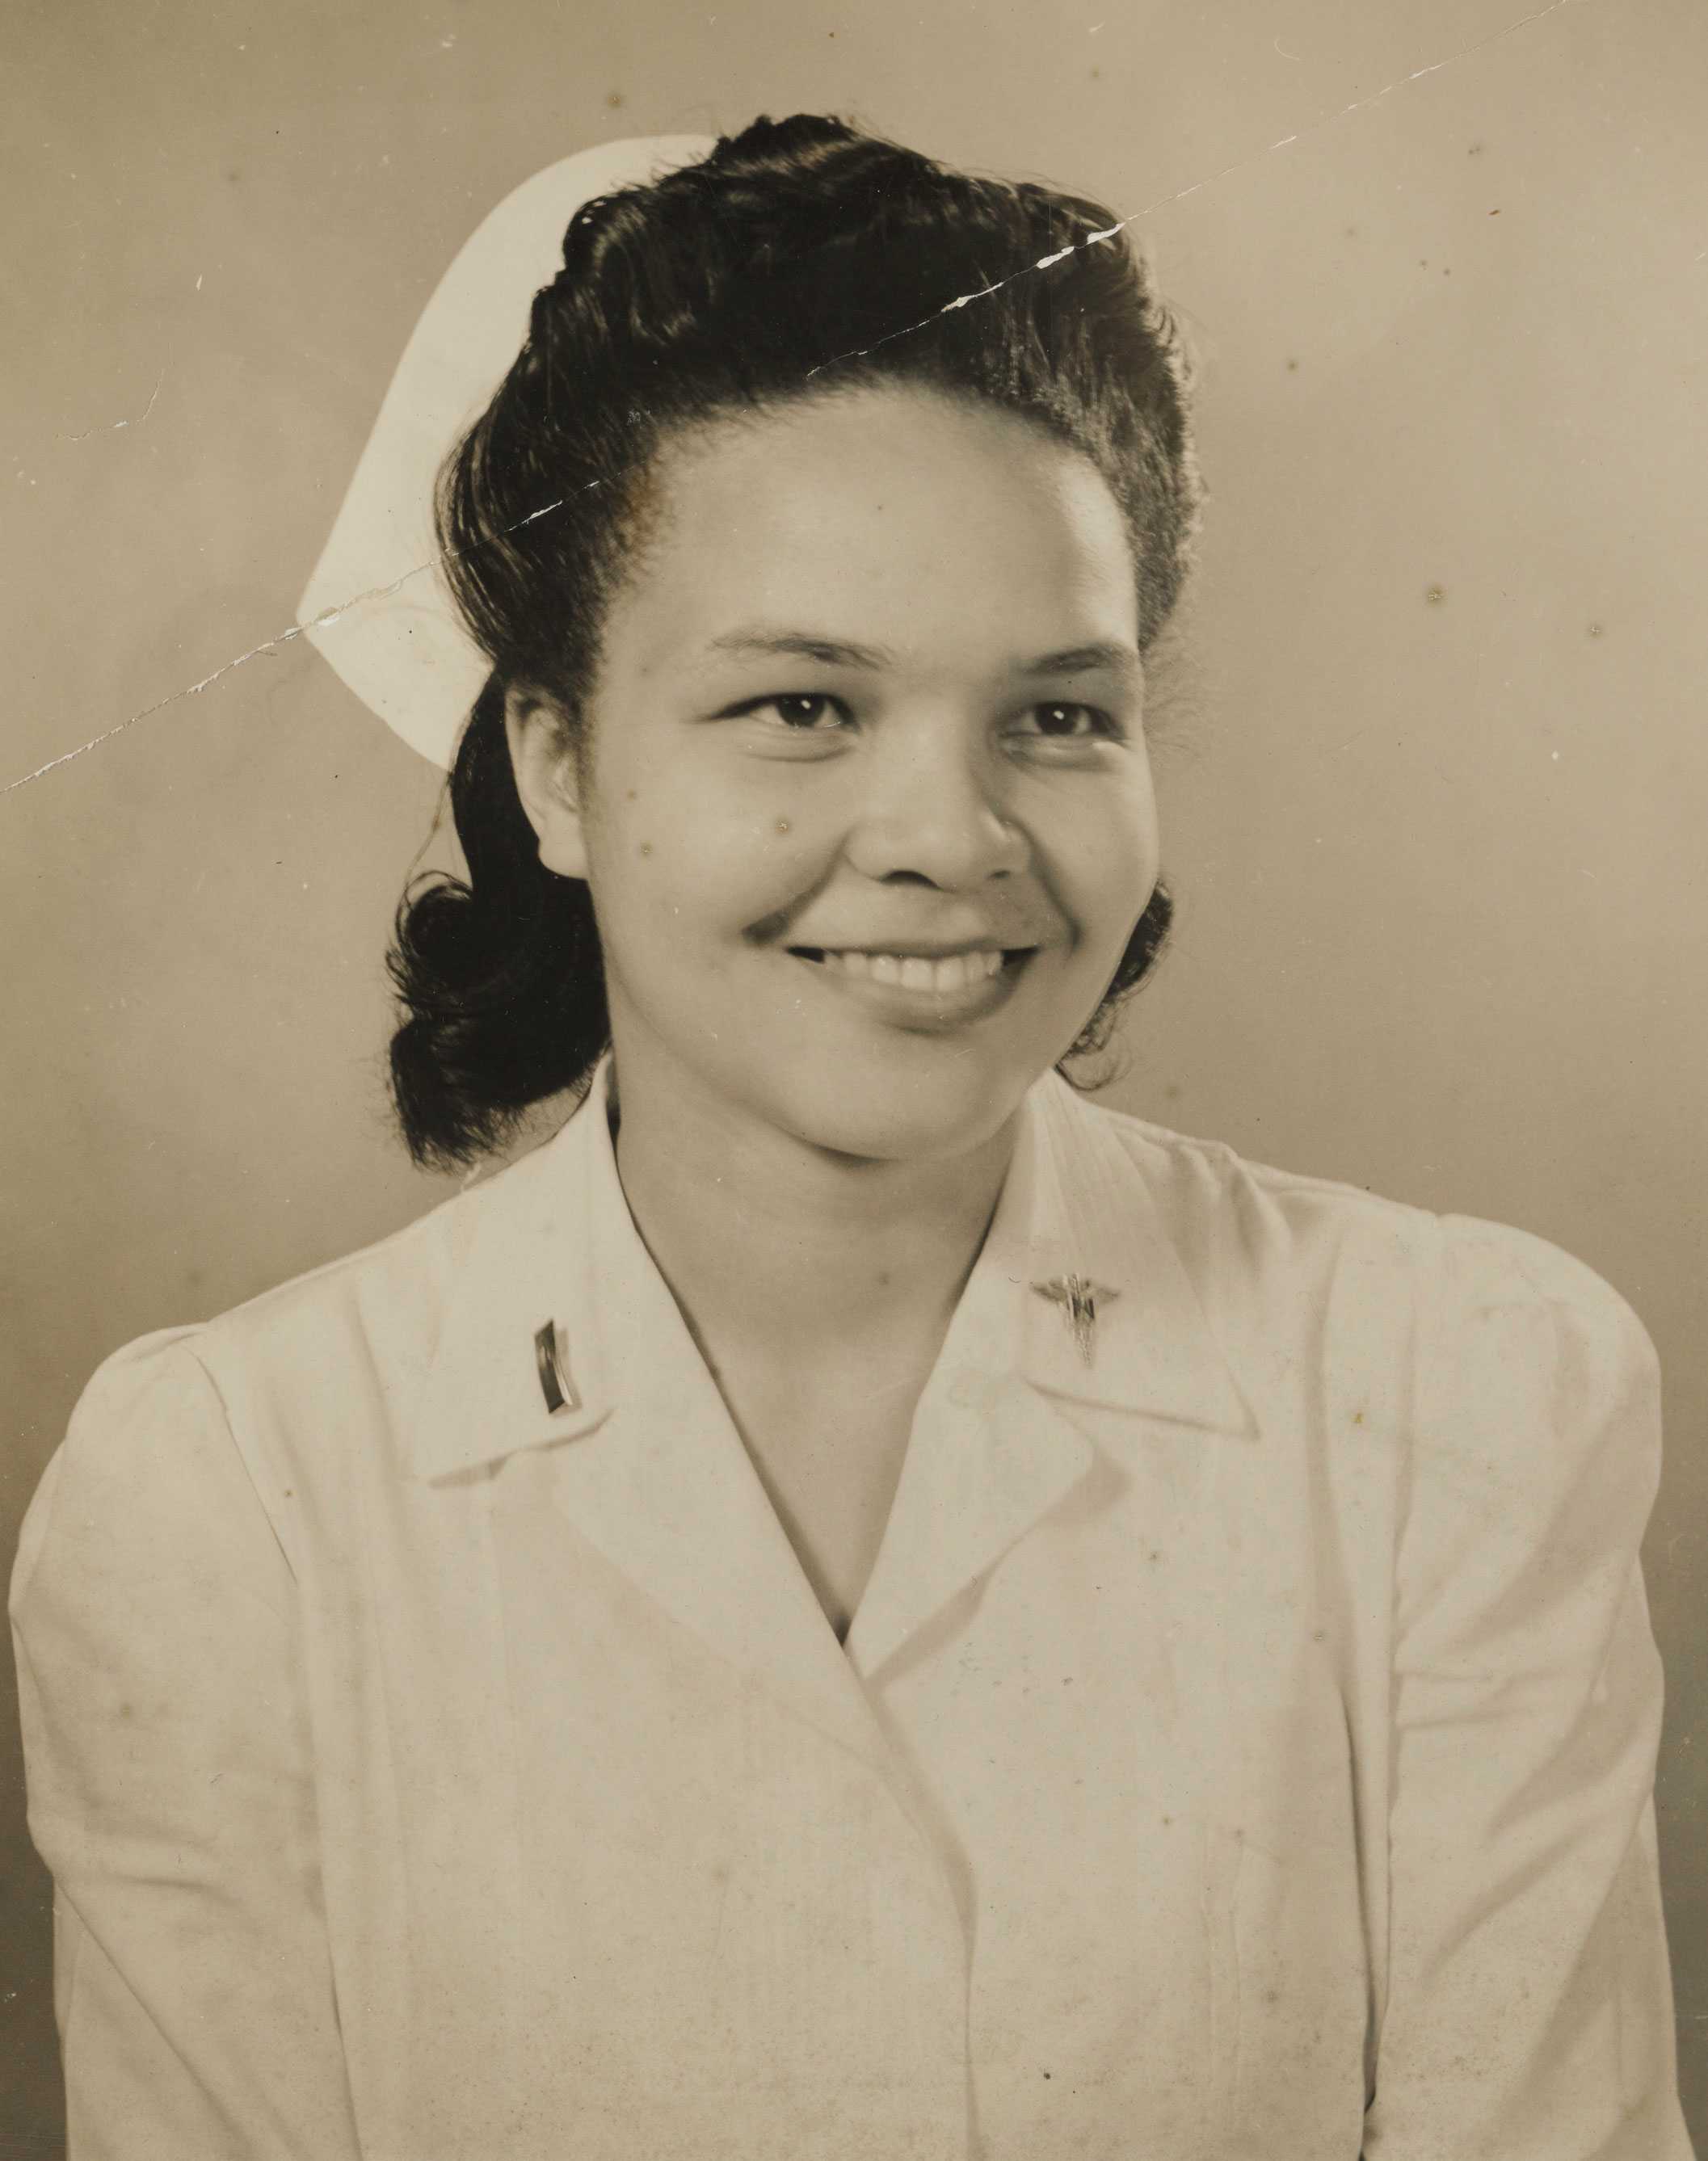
top-left (12, 1070), bottom-right (1693, 2159)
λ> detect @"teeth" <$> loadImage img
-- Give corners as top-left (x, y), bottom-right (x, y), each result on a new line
top-left (814, 949), bottom-right (1008, 991)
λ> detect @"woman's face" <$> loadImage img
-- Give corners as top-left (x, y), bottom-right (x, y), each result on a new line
top-left (518, 384), bottom-right (1160, 1164)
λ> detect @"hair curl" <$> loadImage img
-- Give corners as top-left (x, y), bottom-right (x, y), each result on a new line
top-left (389, 113), bottom-right (1195, 1166)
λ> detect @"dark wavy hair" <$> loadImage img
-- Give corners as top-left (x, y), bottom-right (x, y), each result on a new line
top-left (389, 114), bottom-right (1199, 1167)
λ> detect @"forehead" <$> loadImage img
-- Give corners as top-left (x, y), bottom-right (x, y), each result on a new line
top-left (604, 385), bottom-right (1139, 680)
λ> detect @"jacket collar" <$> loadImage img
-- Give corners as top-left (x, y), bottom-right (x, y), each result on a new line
top-left (838, 1076), bottom-right (1256, 1674)
top-left (404, 1064), bottom-right (1254, 1734)
top-left (405, 1061), bottom-right (1253, 1487)
top-left (1013, 1074), bottom-right (1253, 1431)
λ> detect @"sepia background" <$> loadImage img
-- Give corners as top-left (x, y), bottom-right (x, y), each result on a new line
top-left (5, 0), bottom-right (1705, 2148)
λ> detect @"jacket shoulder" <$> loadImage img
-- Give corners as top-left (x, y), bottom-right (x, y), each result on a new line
top-left (193, 1125), bottom-right (572, 1376)
top-left (37, 1129), bottom-right (579, 1509)
top-left (1069, 1087), bottom-right (1439, 1265)
top-left (1064, 1089), bottom-right (1652, 1390)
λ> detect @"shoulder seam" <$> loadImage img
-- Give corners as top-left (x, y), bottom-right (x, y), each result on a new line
top-left (1083, 1093), bottom-right (1440, 1226)
top-left (180, 1345), bottom-right (302, 1600)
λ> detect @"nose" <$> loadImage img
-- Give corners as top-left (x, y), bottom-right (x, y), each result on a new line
top-left (843, 713), bottom-right (1029, 890)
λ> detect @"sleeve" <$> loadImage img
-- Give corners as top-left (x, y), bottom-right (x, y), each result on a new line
top-left (10, 1331), bottom-right (363, 2160)
top-left (1362, 1222), bottom-right (1695, 2159)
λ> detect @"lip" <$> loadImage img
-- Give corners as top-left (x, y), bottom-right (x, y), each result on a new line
top-left (789, 944), bottom-right (1036, 1028)
top-left (793, 941), bottom-right (1018, 960)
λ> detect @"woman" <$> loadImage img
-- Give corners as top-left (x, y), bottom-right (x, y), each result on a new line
top-left (11, 116), bottom-right (1693, 2158)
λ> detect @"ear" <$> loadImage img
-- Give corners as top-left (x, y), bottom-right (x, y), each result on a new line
top-left (503, 686), bottom-right (589, 881)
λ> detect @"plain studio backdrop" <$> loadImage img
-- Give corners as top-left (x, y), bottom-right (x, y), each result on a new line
top-left (3, 0), bottom-right (1705, 2150)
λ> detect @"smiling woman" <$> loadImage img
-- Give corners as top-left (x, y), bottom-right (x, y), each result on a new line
top-left (10, 116), bottom-right (1693, 2160)
top-left (502, 388), bottom-right (1159, 1167)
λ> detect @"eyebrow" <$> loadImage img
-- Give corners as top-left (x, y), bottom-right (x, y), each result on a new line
top-left (703, 629), bottom-right (898, 670)
top-left (701, 628), bottom-right (1142, 686)
top-left (1019, 642), bottom-right (1144, 688)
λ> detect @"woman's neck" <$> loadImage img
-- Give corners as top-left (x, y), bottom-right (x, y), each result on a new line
top-left (606, 1061), bottom-right (1019, 1367)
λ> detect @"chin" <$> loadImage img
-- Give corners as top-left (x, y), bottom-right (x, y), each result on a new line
top-left (776, 1050), bottom-right (1048, 1167)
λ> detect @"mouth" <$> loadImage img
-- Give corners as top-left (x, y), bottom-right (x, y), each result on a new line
top-left (789, 946), bottom-right (1025, 993)
top-left (785, 944), bottom-right (1037, 1020)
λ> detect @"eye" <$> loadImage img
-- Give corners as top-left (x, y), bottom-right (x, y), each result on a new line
top-left (743, 693), bottom-right (852, 731)
top-left (1014, 702), bottom-right (1124, 742)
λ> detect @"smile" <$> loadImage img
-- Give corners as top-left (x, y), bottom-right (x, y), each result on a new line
top-left (799, 948), bottom-right (1009, 994)
top-left (786, 944), bottom-right (1036, 1024)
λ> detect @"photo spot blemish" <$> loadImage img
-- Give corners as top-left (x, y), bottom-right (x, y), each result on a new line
top-left (605, 90), bottom-right (625, 108)
top-left (1425, 585), bottom-right (1446, 605)
top-left (775, 817), bottom-right (791, 835)
top-left (1588, 622), bottom-right (1605, 639)
top-left (638, 841), bottom-right (653, 859)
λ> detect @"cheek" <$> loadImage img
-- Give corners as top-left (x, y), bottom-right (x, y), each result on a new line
top-left (1037, 780), bottom-right (1160, 935)
top-left (589, 786), bottom-right (824, 944)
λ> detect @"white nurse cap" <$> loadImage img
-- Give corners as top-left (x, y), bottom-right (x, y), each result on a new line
top-left (297, 135), bottom-right (716, 767)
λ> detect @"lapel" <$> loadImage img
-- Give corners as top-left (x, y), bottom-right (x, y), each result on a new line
top-left (405, 1065), bottom-right (1255, 1746)
top-left (846, 1076), bottom-right (1256, 1675)
top-left (406, 1065), bottom-right (891, 1776)
top-left (1017, 1074), bottom-right (1256, 1429)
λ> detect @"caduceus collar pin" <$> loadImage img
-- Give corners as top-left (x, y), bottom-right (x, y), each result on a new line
top-left (1030, 1272), bottom-right (1121, 1367)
